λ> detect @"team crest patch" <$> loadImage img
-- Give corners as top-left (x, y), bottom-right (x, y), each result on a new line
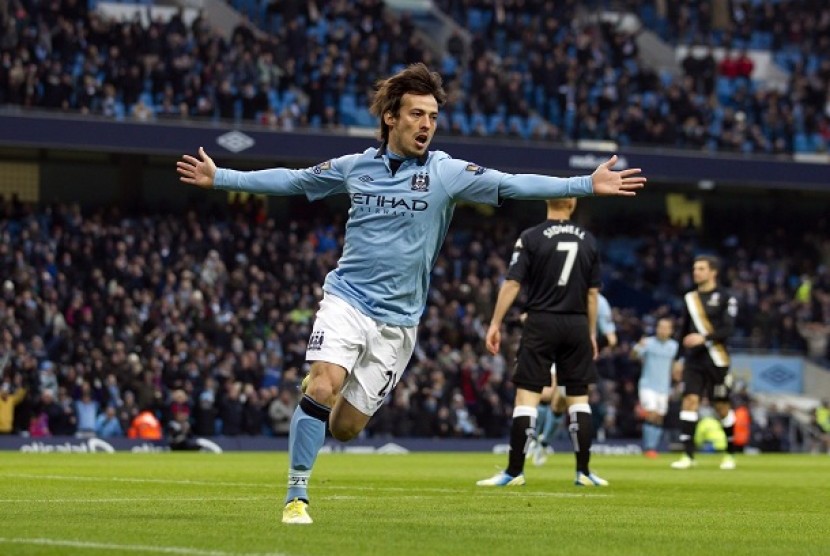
top-left (410, 172), bottom-right (430, 192)
top-left (312, 160), bottom-right (332, 174)
top-left (307, 330), bottom-right (325, 351)
top-left (465, 163), bottom-right (487, 175)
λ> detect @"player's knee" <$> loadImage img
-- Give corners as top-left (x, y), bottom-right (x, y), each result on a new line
top-left (305, 378), bottom-right (338, 407)
top-left (329, 422), bottom-right (361, 442)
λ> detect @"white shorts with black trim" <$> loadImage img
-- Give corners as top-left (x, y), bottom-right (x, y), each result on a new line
top-left (306, 294), bottom-right (417, 416)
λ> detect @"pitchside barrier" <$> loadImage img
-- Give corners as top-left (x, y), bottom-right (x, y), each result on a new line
top-left (0, 436), bottom-right (642, 455)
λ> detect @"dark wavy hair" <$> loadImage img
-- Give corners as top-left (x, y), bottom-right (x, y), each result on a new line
top-left (369, 63), bottom-right (447, 142)
top-left (695, 254), bottom-right (720, 273)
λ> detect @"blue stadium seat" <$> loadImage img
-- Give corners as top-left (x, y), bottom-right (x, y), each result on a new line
top-left (450, 112), bottom-right (470, 136)
top-left (793, 133), bottom-right (809, 153)
top-left (470, 112), bottom-right (487, 134)
top-left (354, 108), bottom-right (376, 128)
top-left (441, 55), bottom-right (459, 77)
top-left (338, 93), bottom-right (357, 126)
top-left (715, 77), bottom-right (734, 104)
top-left (507, 115), bottom-right (528, 139)
top-left (466, 8), bottom-right (489, 33)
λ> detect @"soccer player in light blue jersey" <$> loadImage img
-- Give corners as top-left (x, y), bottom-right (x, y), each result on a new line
top-left (177, 63), bottom-right (646, 524)
top-left (631, 318), bottom-right (679, 458)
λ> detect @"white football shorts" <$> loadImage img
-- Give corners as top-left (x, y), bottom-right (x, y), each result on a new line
top-left (639, 388), bottom-right (669, 416)
top-left (306, 294), bottom-right (416, 416)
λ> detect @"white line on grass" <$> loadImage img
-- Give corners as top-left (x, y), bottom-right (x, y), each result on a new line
top-left (0, 497), bottom-right (274, 503)
top-left (0, 473), bottom-right (609, 498)
top-left (0, 537), bottom-right (287, 556)
top-left (0, 473), bottom-right (265, 488)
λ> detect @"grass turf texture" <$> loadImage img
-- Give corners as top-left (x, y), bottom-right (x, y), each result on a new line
top-left (1, 452), bottom-right (827, 556)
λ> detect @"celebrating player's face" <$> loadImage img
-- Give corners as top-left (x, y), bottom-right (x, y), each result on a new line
top-left (385, 93), bottom-right (439, 158)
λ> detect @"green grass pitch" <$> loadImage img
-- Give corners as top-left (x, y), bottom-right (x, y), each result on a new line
top-left (1, 451), bottom-right (827, 555)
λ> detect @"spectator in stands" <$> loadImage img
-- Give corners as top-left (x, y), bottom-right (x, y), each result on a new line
top-left (42, 388), bottom-right (76, 436)
top-left (0, 377), bottom-right (25, 434)
top-left (127, 409), bottom-right (162, 440)
top-left (74, 386), bottom-right (99, 437)
top-left (681, 46), bottom-right (717, 95)
top-left (268, 387), bottom-right (296, 436)
top-left (95, 405), bottom-right (123, 438)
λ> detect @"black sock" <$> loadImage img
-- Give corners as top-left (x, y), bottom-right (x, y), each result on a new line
top-left (568, 405), bottom-right (593, 474)
top-left (299, 395), bottom-right (331, 422)
top-left (679, 410), bottom-right (698, 459)
top-left (506, 410), bottom-right (535, 477)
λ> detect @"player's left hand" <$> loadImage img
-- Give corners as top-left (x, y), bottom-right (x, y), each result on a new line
top-left (591, 155), bottom-right (646, 196)
top-left (485, 325), bottom-right (501, 355)
top-left (591, 334), bottom-right (599, 360)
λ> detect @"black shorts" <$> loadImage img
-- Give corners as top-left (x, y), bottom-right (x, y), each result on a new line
top-left (514, 312), bottom-right (596, 393)
top-left (683, 357), bottom-right (731, 401)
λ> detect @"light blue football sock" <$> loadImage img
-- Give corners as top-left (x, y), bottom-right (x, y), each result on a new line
top-left (285, 395), bottom-right (329, 504)
top-left (643, 423), bottom-right (662, 451)
top-left (642, 423), bottom-right (654, 450)
top-left (541, 410), bottom-right (563, 446)
top-left (650, 424), bottom-right (663, 451)
top-left (535, 405), bottom-right (550, 438)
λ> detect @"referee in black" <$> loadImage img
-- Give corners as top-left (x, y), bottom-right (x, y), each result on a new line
top-left (477, 197), bottom-right (608, 487)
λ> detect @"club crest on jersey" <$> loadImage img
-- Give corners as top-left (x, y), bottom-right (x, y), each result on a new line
top-left (410, 172), bottom-right (430, 192)
top-left (307, 330), bottom-right (325, 351)
top-left (312, 160), bottom-right (332, 175)
top-left (465, 163), bottom-right (487, 175)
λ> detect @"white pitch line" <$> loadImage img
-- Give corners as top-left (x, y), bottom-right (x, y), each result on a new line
top-left (0, 473), bottom-right (609, 498)
top-left (0, 537), bottom-right (287, 556)
top-left (0, 473), bottom-right (265, 488)
top-left (0, 497), bottom-right (274, 503)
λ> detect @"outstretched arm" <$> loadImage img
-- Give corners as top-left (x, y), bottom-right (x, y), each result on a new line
top-left (177, 147), bottom-right (216, 189)
top-left (486, 279), bottom-right (521, 355)
top-left (591, 155), bottom-right (646, 196)
top-left (176, 148), bottom-right (351, 198)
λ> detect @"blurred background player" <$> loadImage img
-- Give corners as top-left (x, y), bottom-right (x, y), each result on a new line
top-left (530, 292), bottom-right (617, 466)
top-left (631, 318), bottom-right (679, 458)
top-left (672, 256), bottom-right (739, 470)
top-left (477, 198), bottom-right (608, 488)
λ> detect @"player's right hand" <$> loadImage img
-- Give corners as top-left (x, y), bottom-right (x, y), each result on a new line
top-left (486, 324), bottom-right (501, 355)
top-left (177, 146), bottom-right (216, 189)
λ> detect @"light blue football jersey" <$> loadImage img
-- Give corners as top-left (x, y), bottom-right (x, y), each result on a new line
top-left (597, 293), bottom-right (616, 336)
top-left (634, 336), bottom-right (679, 394)
top-left (214, 145), bottom-right (593, 326)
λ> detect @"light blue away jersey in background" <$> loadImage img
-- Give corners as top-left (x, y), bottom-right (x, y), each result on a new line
top-left (597, 293), bottom-right (616, 336)
top-left (633, 337), bottom-right (679, 394)
top-left (214, 145), bottom-right (594, 326)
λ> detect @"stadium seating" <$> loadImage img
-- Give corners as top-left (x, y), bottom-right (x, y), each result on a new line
top-left (1, 0), bottom-right (827, 153)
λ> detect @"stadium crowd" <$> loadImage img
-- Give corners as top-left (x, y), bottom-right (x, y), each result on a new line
top-left (1, 195), bottom-right (827, 445)
top-left (1, 0), bottom-right (828, 152)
